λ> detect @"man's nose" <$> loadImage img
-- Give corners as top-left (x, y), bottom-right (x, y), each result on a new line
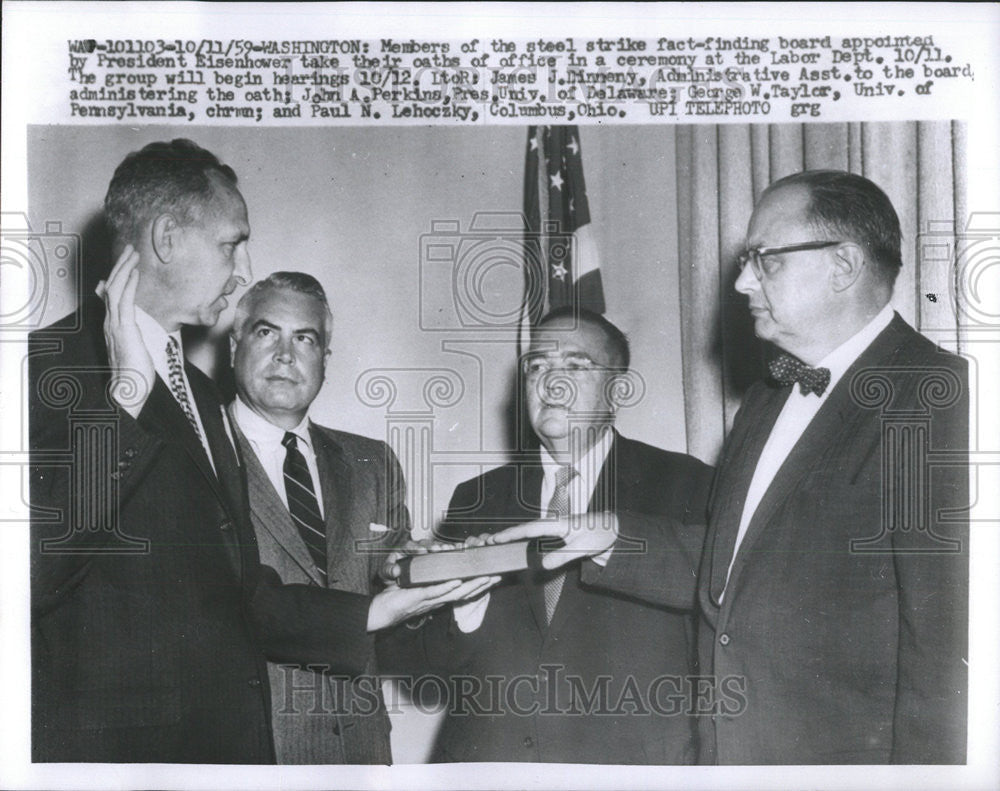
top-left (734, 262), bottom-right (759, 295)
top-left (538, 371), bottom-right (577, 406)
top-left (273, 337), bottom-right (294, 363)
top-left (233, 246), bottom-right (252, 286)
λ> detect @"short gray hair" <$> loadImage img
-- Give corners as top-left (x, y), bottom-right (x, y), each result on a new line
top-left (105, 138), bottom-right (238, 247)
top-left (232, 271), bottom-right (334, 347)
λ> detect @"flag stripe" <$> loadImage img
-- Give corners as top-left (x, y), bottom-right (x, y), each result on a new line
top-left (520, 125), bottom-right (606, 363)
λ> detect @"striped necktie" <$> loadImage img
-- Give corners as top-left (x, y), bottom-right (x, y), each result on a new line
top-left (543, 465), bottom-right (577, 624)
top-left (165, 337), bottom-right (203, 442)
top-left (282, 431), bottom-right (327, 581)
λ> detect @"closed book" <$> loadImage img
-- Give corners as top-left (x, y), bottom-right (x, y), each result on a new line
top-left (397, 539), bottom-right (552, 587)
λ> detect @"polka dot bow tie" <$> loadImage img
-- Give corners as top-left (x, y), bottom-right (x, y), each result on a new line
top-left (768, 353), bottom-right (831, 396)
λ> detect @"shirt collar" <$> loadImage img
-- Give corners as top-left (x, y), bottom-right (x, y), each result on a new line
top-left (539, 426), bottom-right (614, 484)
top-left (233, 395), bottom-right (313, 451)
top-left (817, 303), bottom-right (894, 390)
top-left (134, 305), bottom-right (180, 366)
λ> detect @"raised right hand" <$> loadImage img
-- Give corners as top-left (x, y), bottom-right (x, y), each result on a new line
top-left (97, 245), bottom-right (154, 417)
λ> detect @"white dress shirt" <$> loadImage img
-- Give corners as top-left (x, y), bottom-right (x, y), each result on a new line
top-left (539, 427), bottom-right (615, 520)
top-left (133, 306), bottom-right (215, 470)
top-left (455, 427), bottom-right (615, 632)
top-left (230, 396), bottom-right (324, 518)
top-left (722, 303), bottom-right (894, 595)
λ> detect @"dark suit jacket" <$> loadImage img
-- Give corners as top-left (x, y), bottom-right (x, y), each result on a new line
top-left (233, 414), bottom-right (409, 764)
top-left (695, 314), bottom-right (968, 764)
top-left (414, 433), bottom-right (713, 764)
top-left (29, 297), bottom-right (374, 763)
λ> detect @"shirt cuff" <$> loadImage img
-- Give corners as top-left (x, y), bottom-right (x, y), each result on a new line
top-left (453, 593), bottom-right (490, 633)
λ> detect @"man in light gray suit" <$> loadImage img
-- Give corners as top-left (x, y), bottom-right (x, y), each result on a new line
top-left (228, 271), bottom-right (413, 763)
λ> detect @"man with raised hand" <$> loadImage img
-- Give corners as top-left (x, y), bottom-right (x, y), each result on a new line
top-left (29, 139), bottom-right (493, 763)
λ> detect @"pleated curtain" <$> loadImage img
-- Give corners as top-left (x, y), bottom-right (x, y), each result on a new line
top-left (676, 121), bottom-right (966, 462)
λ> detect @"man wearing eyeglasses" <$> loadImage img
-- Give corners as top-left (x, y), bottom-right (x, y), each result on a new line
top-left (709, 171), bottom-right (968, 764)
top-left (408, 307), bottom-right (713, 764)
top-left (543, 170), bottom-right (967, 764)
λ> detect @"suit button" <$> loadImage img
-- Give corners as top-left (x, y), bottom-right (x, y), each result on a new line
top-left (248, 678), bottom-right (261, 687)
top-left (124, 447), bottom-right (137, 459)
top-left (719, 633), bottom-right (730, 646)
top-left (523, 736), bottom-right (533, 749)
top-left (219, 520), bottom-right (233, 532)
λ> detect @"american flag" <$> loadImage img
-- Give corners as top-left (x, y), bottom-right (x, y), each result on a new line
top-left (520, 125), bottom-right (605, 354)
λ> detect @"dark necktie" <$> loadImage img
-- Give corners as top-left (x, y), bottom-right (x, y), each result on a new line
top-left (543, 465), bottom-right (577, 624)
top-left (769, 353), bottom-right (831, 396)
top-left (282, 431), bottom-right (327, 581)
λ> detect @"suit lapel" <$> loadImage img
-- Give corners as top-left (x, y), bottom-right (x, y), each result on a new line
top-left (228, 407), bottom-right (324, 586)
top-left (721, 385), bottom-right (850, 600)
top-left (707, 384), bottom-right (789, 603)
top-left (586, 433), bottom-right (618, 514)
top-left (189, 370), bottom-right (244, 518)
top-left (141, 374), bottom-right (229, 508)
top-left (311, 426), bottom-right (358, 588)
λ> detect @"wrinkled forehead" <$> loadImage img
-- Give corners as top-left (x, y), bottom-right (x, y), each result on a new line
top-left (529, 317), bottom-right (615, 364)
top-left (248, 288), bottom-right (326, 330)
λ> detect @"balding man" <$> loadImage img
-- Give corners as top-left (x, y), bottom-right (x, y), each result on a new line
top-left (412, 307), bottom-right (713, 764)
top-left (528, 170), bottom-right (969, 764)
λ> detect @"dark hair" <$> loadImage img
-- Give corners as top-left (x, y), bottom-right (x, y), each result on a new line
top-left (764, 169), bottom-right (902, 286)
top-left (536, 306), bottom-right (630, 370)
top-left (232, 271), bottom-right (334, 345)
top-left (104, 138), bottom-right (239, 245)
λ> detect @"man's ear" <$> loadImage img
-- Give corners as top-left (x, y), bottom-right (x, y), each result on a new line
top-left (604, 371), bottom-right (627, 412)
top-left (830, 242), bottom-right (866, 292)
top-left (151, 213), bottom-right (181, 264)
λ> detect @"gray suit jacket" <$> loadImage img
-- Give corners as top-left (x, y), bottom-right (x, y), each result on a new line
top-left (231, 407), bottom-right (410, 763)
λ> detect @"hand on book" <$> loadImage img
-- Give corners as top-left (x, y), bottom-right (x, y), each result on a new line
top-left (483, 511), bottom-right (619, 570)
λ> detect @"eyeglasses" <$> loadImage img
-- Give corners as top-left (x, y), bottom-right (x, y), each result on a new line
top-left (521, 353), bottom-right (608, 379)
top-left (737, 240), bottom-right (842, 279)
